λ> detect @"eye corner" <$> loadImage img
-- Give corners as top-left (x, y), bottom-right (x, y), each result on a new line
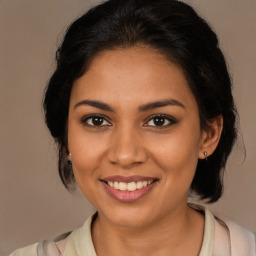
top-left (80, 114), bottom-right (112, 127)
top-left (143, 114), bottom-right (177, 128)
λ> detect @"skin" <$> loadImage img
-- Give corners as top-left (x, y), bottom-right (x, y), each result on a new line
top-left (68, 45), bottom-right (223, 256)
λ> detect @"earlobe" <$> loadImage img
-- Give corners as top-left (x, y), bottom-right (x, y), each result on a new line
top-left (198, 115), bottom-right (223, 159)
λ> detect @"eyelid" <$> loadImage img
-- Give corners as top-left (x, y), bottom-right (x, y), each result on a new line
top-left (143, 114), bottom-right (177, 127)
top-left (80, 113), bottom-right (176, 128)
top-left (81, 114), bottom-right (112, 126)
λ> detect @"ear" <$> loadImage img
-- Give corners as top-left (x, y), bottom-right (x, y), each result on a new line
top-left (198, 115), bottom-right (223, 159)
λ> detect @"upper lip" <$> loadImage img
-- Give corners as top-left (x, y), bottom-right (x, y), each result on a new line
top-left (100, 175), bottom-right (158, 183)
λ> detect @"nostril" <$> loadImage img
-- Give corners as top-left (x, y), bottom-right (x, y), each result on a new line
top-left (106, 132), bottom-right (148, 168)
top-left (107, 147), bottom-right (148, 168)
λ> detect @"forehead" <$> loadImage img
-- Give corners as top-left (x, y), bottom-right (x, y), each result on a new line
top-left (71, 46), bottom-right (197, 110)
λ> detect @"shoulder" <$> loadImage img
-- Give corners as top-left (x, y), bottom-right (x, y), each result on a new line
top-left (213, 211), bottom-right (256, 255)
top-left (189, 203), bottom-right (256, 255)
top-left (9, 231), bottom-right (71, 256)
top-left (224, 219), bottom-right (256, 255)
top-left (9, 243), bottom-right (38, 256)
top-left (9, 213), bottom-right (96, 256)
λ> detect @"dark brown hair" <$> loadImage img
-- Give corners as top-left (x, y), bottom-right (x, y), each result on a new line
top-left (44, 0), bottom-right (237, 203)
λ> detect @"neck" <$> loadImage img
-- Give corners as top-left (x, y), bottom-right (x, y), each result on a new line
top-left (92, 204), bottom-right (204, 256)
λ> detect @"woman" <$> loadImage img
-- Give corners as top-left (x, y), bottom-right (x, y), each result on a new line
top-left (11, 0), bottom-right (255, 255)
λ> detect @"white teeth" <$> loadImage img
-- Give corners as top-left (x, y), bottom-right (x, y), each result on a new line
top-left (114, 181), bottom-right (119, 189)
top-left (106, 180), bottom-right (153, 191)
top-left (119, 182), bottom-right (127, 191)
top-left (136, 181), bottom-right (143, 189)
top-left (127, 182), bottom-right (136, 191)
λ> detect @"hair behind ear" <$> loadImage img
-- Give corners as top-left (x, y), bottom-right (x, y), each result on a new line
top-left (198, 115), bottom-right (223, 159)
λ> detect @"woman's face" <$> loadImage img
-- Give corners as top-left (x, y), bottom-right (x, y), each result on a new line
top-left (68, 46), bottom-right (208, 228)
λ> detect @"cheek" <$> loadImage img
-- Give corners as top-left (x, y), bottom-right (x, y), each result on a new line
top-left (68, 125), bottom-right (107, 183)
top-left (69, 132), bottom-right (106, 205)
top-left (149, 129), bottom-right (200, 182)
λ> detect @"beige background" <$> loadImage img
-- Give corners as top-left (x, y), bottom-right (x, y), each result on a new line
top-left (1, 0), bottom-right (255, 255)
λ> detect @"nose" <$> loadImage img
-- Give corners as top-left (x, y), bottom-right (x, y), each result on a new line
top-left (107, 126), bottom-right (148, 168)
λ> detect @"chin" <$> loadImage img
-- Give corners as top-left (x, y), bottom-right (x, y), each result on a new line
top-left (98, 204), bottom-right (158, 229)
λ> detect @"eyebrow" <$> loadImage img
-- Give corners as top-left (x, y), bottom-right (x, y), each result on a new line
top-left (74, 100), bottom-right (115, 112)
top-left (74, 98), bottom-right (185, 112)
top-left (138, 99), bottom-right (185, 111)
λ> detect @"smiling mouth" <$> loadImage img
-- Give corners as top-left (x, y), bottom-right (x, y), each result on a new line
top-left (100, 176), bottom-right (158, 202)
top-left (103, 180), bottom-right (155, 191)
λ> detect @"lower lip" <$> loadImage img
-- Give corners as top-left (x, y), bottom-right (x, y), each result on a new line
top-left (102, 182), bottom-right (155, 203)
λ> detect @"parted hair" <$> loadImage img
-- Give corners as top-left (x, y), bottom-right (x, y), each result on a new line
top-left (44, 0), bottom-right (237, 203)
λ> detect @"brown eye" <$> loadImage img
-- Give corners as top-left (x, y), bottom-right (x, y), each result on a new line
top-left (82, 115), bottom-right (111, 127)
top-left (91, 116), bottom-right (104, 126)
top-left (152, 117), bottom-right (166, 126)
top-left (145, 115), bottom-right (176, 127)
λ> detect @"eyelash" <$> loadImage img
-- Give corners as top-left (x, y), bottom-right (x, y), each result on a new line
top-left (81, 114), bottom-right (111, 127)
top-left (81, 114), bottom-right (177, 128)
top-left (144, 114), bottom-right (177, 128)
